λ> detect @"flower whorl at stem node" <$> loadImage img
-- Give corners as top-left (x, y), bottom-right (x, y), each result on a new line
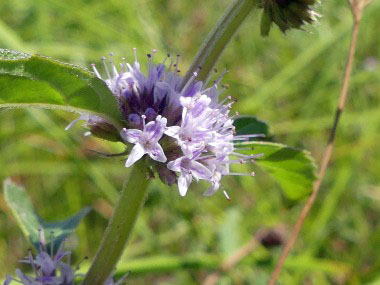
top-left (259, 0), bottom-right (320, 36)
top-left (4, 230), bottom-right (126, 285)
top-left (66, 50), bottom-right (262, 197)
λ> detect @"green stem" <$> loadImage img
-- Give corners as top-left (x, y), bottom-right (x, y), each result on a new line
top-left (83, 160), bottom-right (149, 284)
top-left (180, 0), bottom-right (256, 89)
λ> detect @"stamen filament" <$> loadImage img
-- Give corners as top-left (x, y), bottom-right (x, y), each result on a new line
top-left (101, 56), bottom-right (111, 80)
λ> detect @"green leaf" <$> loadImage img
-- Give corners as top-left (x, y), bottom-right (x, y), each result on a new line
top-left (260, 9), bottom-right (272, 37)
top-left (234, 115), bottom-right (271, 140)
top-left (0, 49), bottom-right (122, 125)
top-left (3, 179), bottom-right (90, 251)
top-left (239, 141), bottom-right (317, 200)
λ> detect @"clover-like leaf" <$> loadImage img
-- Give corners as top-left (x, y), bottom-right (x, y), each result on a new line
top-left (3, 179), bottom-right (90, 251)
top-left (0, 49), bottom-right (122, 126)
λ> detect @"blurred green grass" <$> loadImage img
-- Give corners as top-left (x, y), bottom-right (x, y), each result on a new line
top-left (0, 0), bottom-right (379, 284)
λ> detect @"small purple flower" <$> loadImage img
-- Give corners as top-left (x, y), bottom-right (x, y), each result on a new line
top-left (5, 231), bottom-right (75, 285)
top-left (202, 156), bottom-right (229, 197)
top-left (4, 230), bottom-right (128, 285)
top-left (121, 115), bottom-right (167, 167)
top-left (66, 50), bottom-right (261, 197)
top-left (167, 155), bottom-right (213, 196)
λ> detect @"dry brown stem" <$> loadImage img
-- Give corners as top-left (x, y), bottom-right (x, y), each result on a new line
top-left (268, 1), bottom-right (371, 284)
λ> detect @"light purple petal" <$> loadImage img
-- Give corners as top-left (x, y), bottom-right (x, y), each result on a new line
top-left (203, 182), bottom-right (220, 196)
top-left (54, 250), bottom-right (71, 262)
top-left (180, 96), bottom-right (193, 108)
top-left (154, 81), bottom-right (170, 103)
top-left (59, 262), bottom-right (74, 283)
top-left (164, 126), bottom-right (180, 138)
top-left (121, 128), bottom-right (143, 144)
top-left (181, 143), bottom-right (201, 158)
top-left (147, 143), bottom-right (167, 163)
top-left (145, 116), bottom-right (167, 141)
top-left (189, 161), bottom-right (213, 180)
top-left (15, 269), bottom-right (33, 284)
top-left (156, 115), bottom-right (167, 126)
top-left (35, 252), bottom-right (55, 276)
top-left (191, 95), bottom-right (211, 117)
top-left (4, 275), bottom-right (13, 285)
top-left (178, 174), bottom-right (192, 196)
top-left (182, 81), bottom-right (203, 98)
top-left (167, 157), bottom-right (185, 172)
top-left (125, 144), bottom-right (146, 167)
top-left (144, 120), bottom-right (156, 131)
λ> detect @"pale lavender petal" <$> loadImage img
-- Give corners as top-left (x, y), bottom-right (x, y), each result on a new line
top-left (125, 144), bottom-right (146, 167)
top-left (189, 161), bottom-right (212, 180)
top-left (59, 262), bottom-right (74, 283)
top-left (147, 143), bottom-right (167, 163)
top-left (181, 146), bottom-right (193, 158)
top-left (181, 143), bottom-right (200, 158)
top-left (203, 182), bottom-right (220, 196)
top-left (156, 115), bottom-right (167, 126)
top-left (182, 81), bottom-right (203, 98)
top-left (16, 269), bottom-right (33, 284)
top-left (121, 128), bottom-right (143, 144)
top-left (35, 252), bottom-right (55, 276)
top-left (180, 96), bottom-right (193, 108)
top-left (144, 120), bottom-right (156, 132)
top-left (3, 275), bottom-right (12, 285)
top-left (154, 81), bottom-right (171, 103)
top-left (164, 126), bottom-right (180, 138)
top-left (191, 95), bottom-right (211, 117)
top-left (145, 116), bottom-right (167, 141)
top-left (167, 157), bottom-right (184, 172)
top-left (54, 250), bottom-right (71, 262)
top-left (178, 174), bottom-right (192, 196)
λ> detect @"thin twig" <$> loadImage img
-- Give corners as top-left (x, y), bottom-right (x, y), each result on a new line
top-left (203, 237), bottom-right (258, 285)
top-left (268, 1), bottom-right (371, 284)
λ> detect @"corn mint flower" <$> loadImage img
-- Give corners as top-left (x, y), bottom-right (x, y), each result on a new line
top-left (67, 50), bottom-right (261, 196)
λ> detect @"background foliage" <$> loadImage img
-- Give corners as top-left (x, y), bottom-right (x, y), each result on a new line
top-left (0, 0), bottom-right (379, 283)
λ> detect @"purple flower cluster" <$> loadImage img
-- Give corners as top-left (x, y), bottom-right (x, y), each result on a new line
top-left (67, 50), bottom-right (260, 196)
top-left (4, 231), bottom-right (126, 285)
top-left (4, 231), bottom-right (74, 285)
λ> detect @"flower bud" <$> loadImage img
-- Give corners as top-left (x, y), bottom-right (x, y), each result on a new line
top-left (259, 0), bottom-right (320, 36)
top-left (89, 119), bottom-right (121, 142)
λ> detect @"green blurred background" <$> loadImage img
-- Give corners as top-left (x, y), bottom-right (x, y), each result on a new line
top-left (0, 0), bottom-right (379, 284)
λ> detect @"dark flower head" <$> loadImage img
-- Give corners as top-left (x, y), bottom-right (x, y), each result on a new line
top-left (259, 0), bottom-right (320, 36)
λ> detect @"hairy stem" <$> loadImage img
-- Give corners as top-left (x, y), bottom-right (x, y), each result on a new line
top-left (180, 0), bottom-right (256, 89)
top-left (83, 160), bottom-right (149, 284)
top-left (268, 1), bottom-right (367, 284)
